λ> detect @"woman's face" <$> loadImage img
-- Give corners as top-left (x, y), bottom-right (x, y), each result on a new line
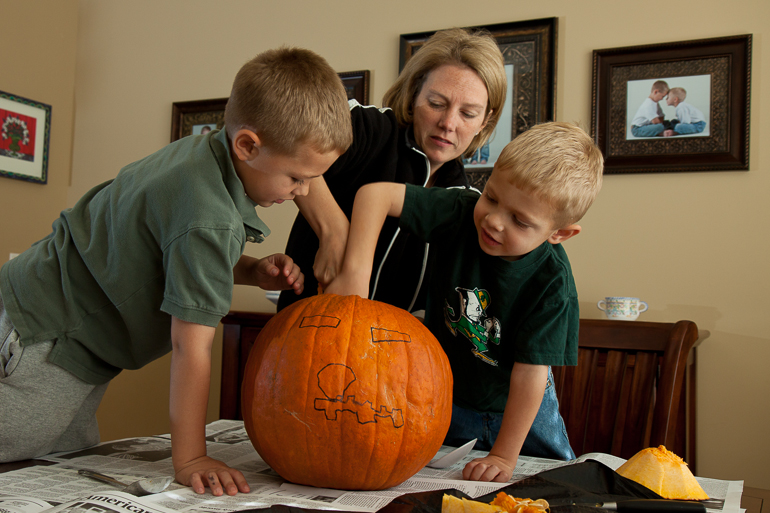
top-left (412, 64), bottom-right (490, 174)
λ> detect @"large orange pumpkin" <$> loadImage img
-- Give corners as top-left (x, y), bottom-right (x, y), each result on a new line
top-left (241, 294), bottom-right (453, 490)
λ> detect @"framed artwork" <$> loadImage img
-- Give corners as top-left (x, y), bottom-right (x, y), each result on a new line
top-left (592, 34), bottom-right (751, 174)
top-left (170, 71), bottom-right (372, 142)
top-left (338, 70), bottom-right (370, 105)
top-left (399, 18), bottom-right (557, 189)
top-left (170, 97), bottom-right (227, 142)
top-left (0, 90), bottom-right (52, 184)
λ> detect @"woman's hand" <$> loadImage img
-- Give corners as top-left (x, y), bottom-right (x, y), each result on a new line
top-left (325, 269), bottom-right (370, 299)
top-left (175, 455), bottom-right (250, 496)
top-left (462, 453), bottom-right (514, 482)
top-left (313, 226), bottom-right (349, 289)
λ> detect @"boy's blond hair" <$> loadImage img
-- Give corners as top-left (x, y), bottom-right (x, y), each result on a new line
top-left (652, 80), bottom-right (669, 94)
top-left (382, 28), bottom-right (506, 159)
top-left (495, 122), bottom-right (604, 228)
top-left (224, 47), bottom-right (352, 156)
top-left (668, 87), bottom-right (687, 101)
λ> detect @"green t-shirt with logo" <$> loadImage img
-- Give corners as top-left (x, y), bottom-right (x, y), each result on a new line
top-left (400, 185), bottom-right (579, 413)
top-left (0, 129), bottom-right (269, 384)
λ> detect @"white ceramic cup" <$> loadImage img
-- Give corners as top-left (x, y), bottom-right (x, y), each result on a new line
top-left (597, 296), bottom-right (648, 321)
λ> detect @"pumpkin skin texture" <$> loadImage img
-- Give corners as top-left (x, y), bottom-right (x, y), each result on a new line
top-left (616, 446), bottom-right (708, 500)
top-left (241, 294), bottom-right (453, 490)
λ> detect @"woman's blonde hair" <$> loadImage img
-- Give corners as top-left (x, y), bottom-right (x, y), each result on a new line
top-left (495, 122), bottom-right (604, 227)
top-left (224, 47), bottom-right (352, 155)
top-left (382, 28), bottom-right (506, 159)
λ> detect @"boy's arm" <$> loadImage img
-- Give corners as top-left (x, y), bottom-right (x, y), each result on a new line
top-left (325, 182), bottom-right (406, 298)
top-left (169, 317), bottom-right (250, 496)
top-left (462, 363), bottom-right (549, 482)
top-left (294, 177), bottom-right (350, 288)
top-left (233, 253), bottom-right (304, 294)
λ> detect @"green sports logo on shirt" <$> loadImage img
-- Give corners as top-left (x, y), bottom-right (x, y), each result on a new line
top-left (444, 286), bottom-right (501, 366)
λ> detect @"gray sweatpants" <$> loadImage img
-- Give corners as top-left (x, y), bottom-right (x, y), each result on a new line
top-left (0, 292), bottom-right (108, 462)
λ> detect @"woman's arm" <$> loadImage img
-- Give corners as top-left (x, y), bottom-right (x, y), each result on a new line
top-left (293, 176), bottom-right (350, 289)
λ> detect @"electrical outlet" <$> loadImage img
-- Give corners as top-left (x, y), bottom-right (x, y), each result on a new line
top-left (9, 253), bottom-right (19, 260)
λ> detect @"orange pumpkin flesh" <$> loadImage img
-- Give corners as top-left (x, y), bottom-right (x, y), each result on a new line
top-left (616, 446), bottom-right (708, 500)
top-left (241, 294), bottom-right (453, 490)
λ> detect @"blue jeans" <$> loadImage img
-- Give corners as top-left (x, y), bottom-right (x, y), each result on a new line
top-left (674, 121), bottom-right (706, 135)
top-left (631, 124), bottom-right (664, 137)
top-left (443, 367), bottom-right (575, 460)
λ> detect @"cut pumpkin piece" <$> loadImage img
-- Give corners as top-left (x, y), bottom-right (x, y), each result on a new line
top-left (443, 495), bottom-right (466, 513)
top-left (463, 498), bottom-right (504, 513)
top-left (442, 495), bottom-right (504, 513)
top-left (491, 492), bottom-right (550, 513)
top-left (616, 446), bottom-right (709, 500)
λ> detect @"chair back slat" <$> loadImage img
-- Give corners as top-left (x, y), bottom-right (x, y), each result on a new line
top-left (593, 350), bottom-right (627, 453)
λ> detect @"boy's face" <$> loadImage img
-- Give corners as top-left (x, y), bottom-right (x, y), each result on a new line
top-left (235, 142), bottom-right (340, 208)
top-left (666, 94), bottom-right (679, 107)
top-left (473, 169), bottom-right (565, 261)
top-left (651, 88), bottom-right (668, 102)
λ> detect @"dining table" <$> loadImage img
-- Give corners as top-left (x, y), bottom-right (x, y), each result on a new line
top-left (0, 458), bottom-right (767, 513)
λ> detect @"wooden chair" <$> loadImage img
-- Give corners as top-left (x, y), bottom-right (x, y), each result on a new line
top-left (219, 311), bottom-right (275, 422)
top-left (219, 313), bottom-right (702, 470)
top-left (552, 319), bottom-right (700, 470)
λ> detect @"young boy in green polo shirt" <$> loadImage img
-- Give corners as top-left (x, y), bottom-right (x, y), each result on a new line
top-left (0, 47), bottom-right (352, 496)
top-left (327, 122), bottom-right (603, 483)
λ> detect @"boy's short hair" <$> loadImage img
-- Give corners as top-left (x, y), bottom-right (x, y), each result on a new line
top-left (382, 28), bottom-right (506, 159)
top-left (494, 122), bottom-right (604, 228)
top-left (651, 80), bottom-right (670, 93)
top-left (224, 47), bottom-right (352, 156)
top-left (668, 87), bottom-right (687, 101)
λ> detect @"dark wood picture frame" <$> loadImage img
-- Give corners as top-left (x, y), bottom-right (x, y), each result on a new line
top-left (338, 70), bottom-right (370, 106)
top-left (170, 97), bottom-right (227, 142)
top-left (170, 71), bottom-right (371, 142)
top-left (592, 34), bottom-right (752, 174)
top-left (0, 90), bottom-right (52, 184)
top-left (399, 18), bottom-right (557, 189)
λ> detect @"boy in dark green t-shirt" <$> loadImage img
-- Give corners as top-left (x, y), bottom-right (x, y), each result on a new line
top-left (328, 122), bottom-right (603, 483)
top-left (0, 48), bottom-right (352, 496)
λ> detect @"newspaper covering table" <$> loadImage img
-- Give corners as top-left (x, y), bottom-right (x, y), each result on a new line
top-left (0, 420), bottom-right (745, 513)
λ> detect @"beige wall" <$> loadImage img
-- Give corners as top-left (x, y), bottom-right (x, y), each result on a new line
top-left (0, 0), bottom-right (78, 263)
top-left (2, 0), bottom-right (768, 489)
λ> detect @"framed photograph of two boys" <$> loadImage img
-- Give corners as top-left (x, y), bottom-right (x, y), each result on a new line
top-left (0, 90), bottom-right (52, 184)
top-left (592, 34), bottom-right (751, 174)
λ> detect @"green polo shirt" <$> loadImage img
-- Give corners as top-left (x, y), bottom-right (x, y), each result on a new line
top-left (0, 128), bottom-right (269, 384)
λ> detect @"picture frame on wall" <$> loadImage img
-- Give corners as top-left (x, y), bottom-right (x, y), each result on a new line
top-left (592, 34), bottom-right (751, 174)
top-left (338, 70), bottom-right (370, 106)
top-left (0, 90), bottom-right (52, 184)
top-left (399, 18), bottom-right (557, 189)
top-left (171, 70), bottom-right (372, 142)
top-left (170, 97), bottom-right (227, 143)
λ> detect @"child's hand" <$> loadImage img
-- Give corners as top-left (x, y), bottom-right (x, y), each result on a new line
top-left (462, 454), bottom-right (515, 482)
top-left (256, 253), bottom-right (304, 294)
top-left (175, 455), bottom-right (250, 496)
